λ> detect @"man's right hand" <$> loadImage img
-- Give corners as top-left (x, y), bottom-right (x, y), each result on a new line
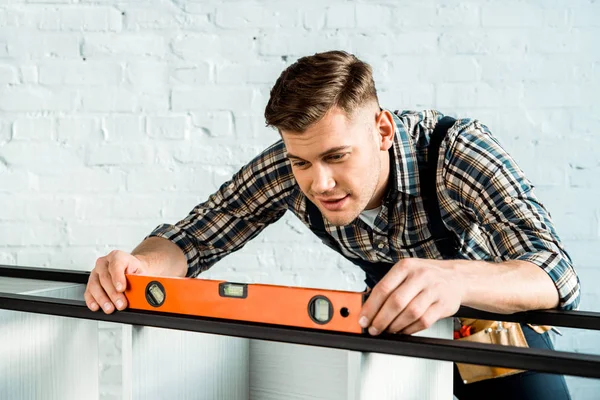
top-left (84, 250), bottom-right (148, 314)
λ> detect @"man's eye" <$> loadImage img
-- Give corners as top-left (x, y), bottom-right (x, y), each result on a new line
top-left (328, 154), bottom-right (347, 161)
top-left (293, 161), bottom-right (307, 167)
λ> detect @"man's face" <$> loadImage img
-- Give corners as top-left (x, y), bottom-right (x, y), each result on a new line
top-left (281, 104), bottom-right (394, 226)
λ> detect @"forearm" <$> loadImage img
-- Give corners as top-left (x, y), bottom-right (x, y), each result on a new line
top-left (453, 259), bottom-right (560, 314)
top-left (131, 236), bottom-right (188, 277)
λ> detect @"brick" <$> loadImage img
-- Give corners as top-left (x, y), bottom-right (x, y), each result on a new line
top-left (347, 32), bottom-right (438, 57)
top-left (123, 6), bottom-right (191, 30)
top-left (0, 64), bottom-right (18, 84)
top-left (0, 171), bottom-right (37, 193)
top-left (57, 116), bottom-right (103, 144)
top-left (30, 5), bottom-right (122, 31)
top-left (258, 32), bottom-right (346, 56)
top-left (390, 4), bottom-right (438, 28)
top-left (562, 240), bottom-right (600, 268)
top-left (543, 210), bottom-right (596, 241)
top-left (0, 195), bottom-right (77, 221)
top-left (325, 3), bottom-right (355, 28)
top-left (438, 31), bottom-right (528, 55)
top-left (67, 221), bottom-right (151, 247)
top-left (482, 3), bottom-right (543, 28)
top-left (87, 143), bottom-right (155, 166)
top-left (0, 222), bottom-right (65, 246)
top-left (138, 93), bottom-right (169, 112)
top-left (535, 187), bottom-right (598, 217)
top-left (0, 142), bottom-right (81, 170)
top-left (39, 61), bottom-right (123, 85)
top-left (80, 88), bottom-right (137, 112)
top-left (433, 3), bottom-right (480, 27)
top-left (171, 64), bottom-right (211, 86)
top-left (231, 113), bottom-right (270, 139)
top-left (6, 31), bottom-right (80, 58)
top-left (215, 3), bottom-right (298, 29)
top-left (125, 61), bottom-right (168, 93)
top-left (378, 84), bottom-right (435, 110)
top-left (529, 30), bottom-right (586, 54)
top-left (0, 8), bottom-right (18, 27)
top-left (12, 118), bottom-right (54, 141)
top-left (303, 7), bottom-right (325, 31)
top-left (83, 33), bottom-right (167, 58)
top-left (0, 118), bottom-right (10, 143)
top-left (171, 33), bottom-right (255, 62)
top-left (384, 56), bottom-right (479, 83)
top-left (572, 4), bottom-right (600, 27)
top-left (160, 194), bottom-right (207, 221)
top-left (76, 195), bottom-right (163, 220)
top-left (479, 55), bottom-right (575, 82)
top-left (522, 83), bottom-right (586, 108)
top-left (103, 115), bottom-right (144, 142)
top-left (190, 111), bottom-right (234, 137)
top-left (19, 66), bottom-right (38, 83)
top-left (355, 4), bottom-right (394, 29)
top-left (146, 115), bottom-right (188, 140)
top-left (572, 109), bottom-right (600, 134)
top-left (171, 88), bottom-right (254, 113)
top-left (126, 165), bottom-right (216, 194)
top-left (437, 83), bottom-right (521, 108)
top-left (0, 41), bottom-right (8, 57)
top-left (216, 61), bottom-right (285, 84)
top-left (38, 168), bottom-right (123, 193)
top-left (22, 0), bottom-right (71, 3)
top-left (569, 165), bottom-right (600, 188)
top-left (0, 87), bottom-right (77, 112)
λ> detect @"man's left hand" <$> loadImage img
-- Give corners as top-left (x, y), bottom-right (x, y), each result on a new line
top-left (359, 258), bottom-right (466, 335)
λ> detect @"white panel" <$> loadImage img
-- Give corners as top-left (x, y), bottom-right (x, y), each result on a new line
top-left (250, 340), bottom-right (350, 400)
top-left (124, 325), bottom-right (249, 400)
top-left (356, 318), bottom-right (454, 400)
top-left (0, 279), bottom-right (99, 400)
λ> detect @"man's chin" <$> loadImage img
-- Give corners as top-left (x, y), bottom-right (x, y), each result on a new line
top-left (322, 212), bottom-right (359, 227)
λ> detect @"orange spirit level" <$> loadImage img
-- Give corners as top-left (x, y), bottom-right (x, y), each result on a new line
top-left (124, 275), bottom-right (367, 334)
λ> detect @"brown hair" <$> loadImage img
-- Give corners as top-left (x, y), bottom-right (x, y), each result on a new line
top-left (264, 50), bottom-right (379, 133)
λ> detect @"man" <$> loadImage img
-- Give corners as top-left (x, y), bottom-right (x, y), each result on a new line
top-left (85, 50), bottom-right (579, 398)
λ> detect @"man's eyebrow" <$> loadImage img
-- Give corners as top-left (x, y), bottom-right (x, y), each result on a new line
top-left (286, 146), bottom-right (352, 160)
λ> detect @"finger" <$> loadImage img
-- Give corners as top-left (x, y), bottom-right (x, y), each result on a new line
top-left (86, 268), bottom-right (114, 314)
top-left (106, 251), bottom-right (131, 293)
top-left (97, 267), bottom-right (128, 312)
top-left (368, 277), bottom-right (425, 336)
top-left (83, 289), bottom-right (99, 312)
top-left (400, 301), bottom-right (443, 336)
top-left (387, 288), bottom-right (436, 334)
top-left (359, 262), bottom-right (409, 329)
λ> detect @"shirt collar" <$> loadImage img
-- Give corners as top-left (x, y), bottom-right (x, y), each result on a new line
top-left (386, 109), bottom-right (420, 198)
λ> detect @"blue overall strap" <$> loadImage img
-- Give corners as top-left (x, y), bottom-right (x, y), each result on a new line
top-left (419, 115), bottom-right (461, 258)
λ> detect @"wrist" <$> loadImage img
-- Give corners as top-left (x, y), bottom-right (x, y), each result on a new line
top-left (448, 259), bottom-right (472, 306)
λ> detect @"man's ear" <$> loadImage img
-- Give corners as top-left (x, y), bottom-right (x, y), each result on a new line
top-left (376, 109), bottom-right (395, 151)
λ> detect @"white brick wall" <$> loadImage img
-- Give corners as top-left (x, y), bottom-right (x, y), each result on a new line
top-left (0, 0), bottom-right (598, 399)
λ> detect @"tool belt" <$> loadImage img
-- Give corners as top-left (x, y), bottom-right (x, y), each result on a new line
top-left (454, 318), bottom-right (553, 384)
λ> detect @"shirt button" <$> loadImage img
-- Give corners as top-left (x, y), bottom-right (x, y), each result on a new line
top-left (377, 242), bottom-right (385, 249)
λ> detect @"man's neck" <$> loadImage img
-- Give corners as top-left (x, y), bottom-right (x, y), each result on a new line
top-left (365, 150), bottom-right (391, 210)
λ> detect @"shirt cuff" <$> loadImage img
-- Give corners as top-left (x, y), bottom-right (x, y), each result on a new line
top-left (515, 250), bottom-right (581, 311)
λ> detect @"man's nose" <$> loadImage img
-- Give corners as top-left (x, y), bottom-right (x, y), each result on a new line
top-left (311, 166), bottom-right (336, 194)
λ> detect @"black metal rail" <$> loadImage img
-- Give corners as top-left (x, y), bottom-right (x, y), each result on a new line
top-left (1, 290), bottom-right (600, 380)
top-left (2, 264), bottom-right (599, 331)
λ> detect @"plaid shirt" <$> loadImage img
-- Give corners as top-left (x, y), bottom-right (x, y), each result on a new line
top-left (148, 109), bottom-right (581, 311)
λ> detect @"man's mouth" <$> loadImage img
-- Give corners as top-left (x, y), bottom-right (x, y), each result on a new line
top-left (317, 195), bottom-right (350, 211)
